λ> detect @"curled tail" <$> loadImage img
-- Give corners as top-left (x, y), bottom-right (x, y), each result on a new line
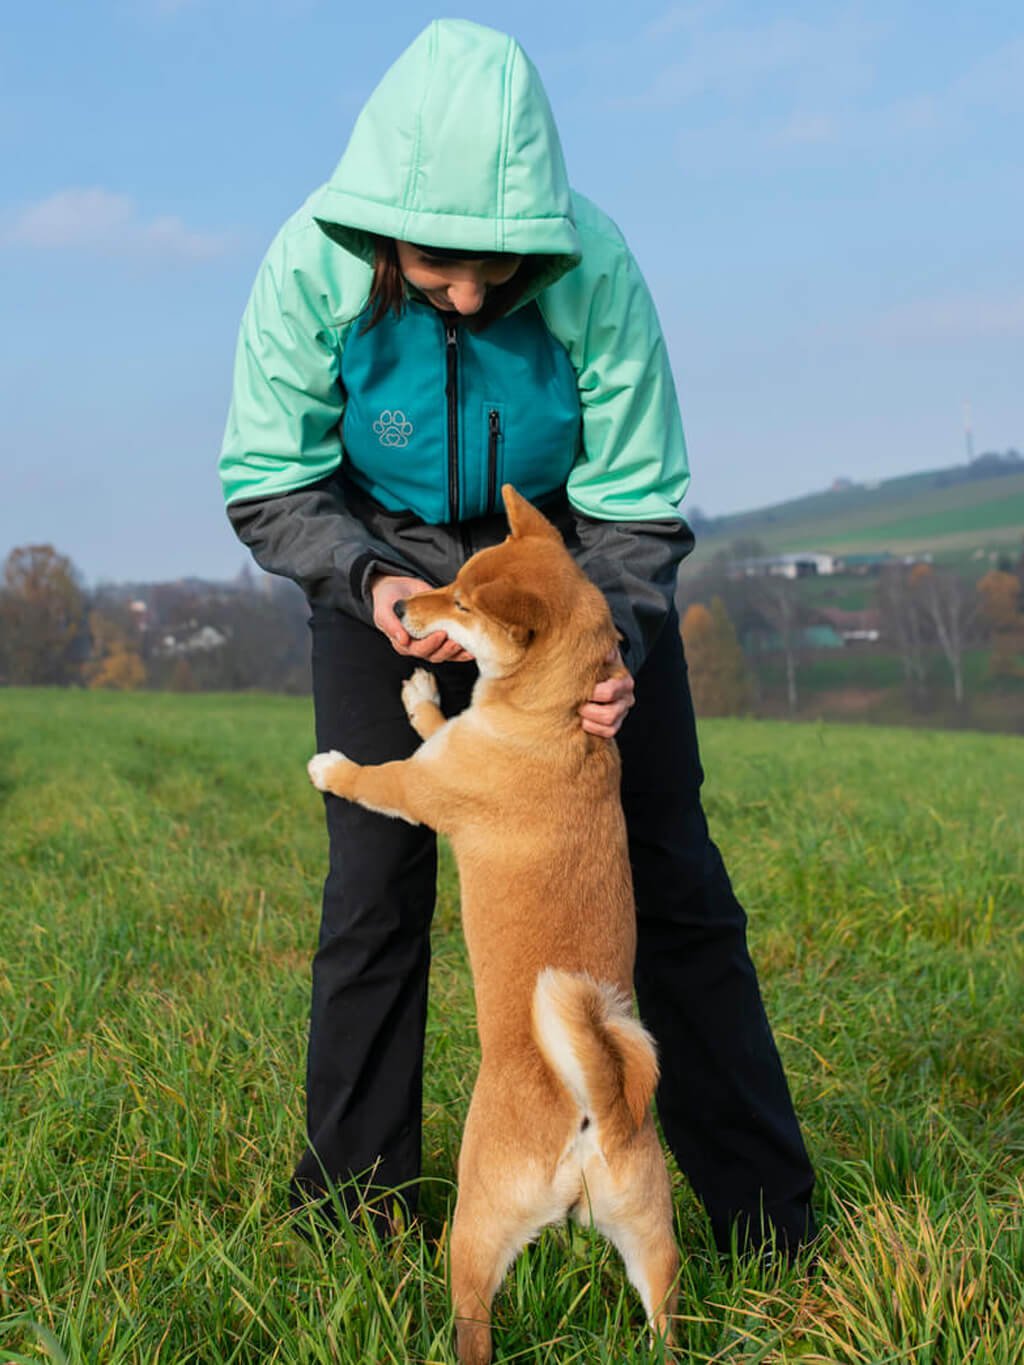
top-left (531, 968), bottom-right (659, 1152)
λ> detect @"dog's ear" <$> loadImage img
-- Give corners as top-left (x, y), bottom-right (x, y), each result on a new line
top-left (501, 484), bottom-right (563, 544)
top-left (474, 578), bottom-right (550, 643)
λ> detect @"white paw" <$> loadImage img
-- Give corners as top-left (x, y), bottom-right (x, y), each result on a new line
top-left (307, 750), bottom-right (347, 791)
top-left (401, 668), bottom-right (440, 716)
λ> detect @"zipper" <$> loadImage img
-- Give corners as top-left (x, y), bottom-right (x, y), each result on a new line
top-left (445, 321), bottom-right (460, 522)
top-left (487, 409), bottom-right (501, 513)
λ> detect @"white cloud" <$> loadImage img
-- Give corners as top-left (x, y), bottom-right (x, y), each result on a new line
top-left (876, 291), bottom-right (1024, 343)
top-left (952, 34), bottom-right (1024, 113)
top-left (773, 112), bottom-right (837, 146)
top-left (617, 13), bottom-right (875, 109)
top-left (641, 2), bottom-right (725, 41)
top-left (2, 188), bottom-right (232, 261)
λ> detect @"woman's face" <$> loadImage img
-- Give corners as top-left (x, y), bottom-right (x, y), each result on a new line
top-left (395, 241), bottom-right (523, 316)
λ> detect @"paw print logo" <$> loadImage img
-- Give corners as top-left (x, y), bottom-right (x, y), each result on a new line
top-left (373, 409), bottom-right (414, 448)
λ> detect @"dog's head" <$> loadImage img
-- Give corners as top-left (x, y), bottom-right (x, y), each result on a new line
top-left (401, 486), bottom-right (619, 683)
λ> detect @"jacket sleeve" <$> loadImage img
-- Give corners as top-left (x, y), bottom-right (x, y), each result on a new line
top-left (538, 195), bottom-right (693, 670)
top-left (218, 221), bottom-right (413, 622)
top-left (225, 479), bottom-right (419, 626)
top-left (568, 512), bottom-right (694, 670)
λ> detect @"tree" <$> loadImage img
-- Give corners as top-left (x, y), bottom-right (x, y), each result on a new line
top-left (681, 598), bottom-right (753, 717)
top-left (876, 566), bottom-right (929, 709)
top-left (751, 574), bottom-right (803, 715)
top-left (143, 574), bottom-right (310, 693)
top-left (83, 608), bottom-right (147, 690)
top-left (910, 564), bottom-right (977, 712)
top-left (169, 657), bottom-right (197, 692)
top-left (728, 536), bottom-right (768, 564)
top-left (0, 545), bottom-right (86, 685)
top-left (976, 569), bottom-right (1023, 677)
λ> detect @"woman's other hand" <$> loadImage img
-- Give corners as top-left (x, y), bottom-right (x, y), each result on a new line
top-left (370, 574), bottom-right (474, 663)
top-left (579, 650), bottom-right (635, 738)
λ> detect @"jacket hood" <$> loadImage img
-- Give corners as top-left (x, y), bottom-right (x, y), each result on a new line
top-left (312, 19), bottom-right (580, 291)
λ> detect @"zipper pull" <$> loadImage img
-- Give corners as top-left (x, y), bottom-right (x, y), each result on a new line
top-left (446, 321), bottom-right (458, 348)
top-left (488, 409), bottom-right (500, 439)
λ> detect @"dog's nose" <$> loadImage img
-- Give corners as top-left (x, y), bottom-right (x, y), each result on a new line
top-left (394, 599), bottom-right (406, 621)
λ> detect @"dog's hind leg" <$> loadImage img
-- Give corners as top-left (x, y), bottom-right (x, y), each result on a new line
top-left (449, 1104), bottom-right (555, 1365)
top-left (449, 1194), bottom-right (517, 1365)
top-left (451, 1190), bottom-right (553, 1365)
top-left (583, 1127), bottom-right (679, 1349)
top-left (401, 668), bottom-right (447, 741)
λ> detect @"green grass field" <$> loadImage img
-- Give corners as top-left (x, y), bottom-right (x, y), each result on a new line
top-left (2, 690), bottom-right (1022, 1363)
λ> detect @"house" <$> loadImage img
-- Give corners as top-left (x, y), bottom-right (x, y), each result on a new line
top-left (816, 607), bottom-right (882, 645)
top-left (729, 552), bottom-right (837, 580)
top-left (831, 552), bottom-right (895, 575)
top-left (157, 624), bottom-right (228, 656)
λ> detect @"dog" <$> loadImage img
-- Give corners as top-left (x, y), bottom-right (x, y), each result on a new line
top-left (308, 485), bottom-right (678, 1364)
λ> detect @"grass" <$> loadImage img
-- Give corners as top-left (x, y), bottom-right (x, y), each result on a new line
top-left (1, 689), bottom-right (1022, 1362)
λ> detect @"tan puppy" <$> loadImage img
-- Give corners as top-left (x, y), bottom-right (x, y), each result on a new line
top-left (308, 486), bottom-right (678, 1364)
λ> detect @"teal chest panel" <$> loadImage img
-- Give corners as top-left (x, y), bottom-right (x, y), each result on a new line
top-left (340, 300), bottom-right (581, 523)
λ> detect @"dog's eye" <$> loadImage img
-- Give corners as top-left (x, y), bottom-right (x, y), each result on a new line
top-left (454, 601), bottom-right (471, 614)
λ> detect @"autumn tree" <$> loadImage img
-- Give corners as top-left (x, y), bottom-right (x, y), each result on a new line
top-left (681, 596), bottom-right (753, 717)
top-left (83, 608), bottom-right (146, 690)
top-left (0, 545), bottom-right (87, 685)
top-left (976, 569), bottom-right (1023, 677)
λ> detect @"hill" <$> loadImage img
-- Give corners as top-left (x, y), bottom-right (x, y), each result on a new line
top-left (692, 454), bottom-right (1024, 564)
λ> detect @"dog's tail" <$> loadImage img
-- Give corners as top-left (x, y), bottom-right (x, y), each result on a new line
top-left (531, 968), bottom-right (659, 1152)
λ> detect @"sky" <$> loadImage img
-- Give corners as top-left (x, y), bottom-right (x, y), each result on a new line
top-left (1, 0), bottom-right (1022, 584)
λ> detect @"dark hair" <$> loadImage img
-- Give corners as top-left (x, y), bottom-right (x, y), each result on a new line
top-left (361, 236), bottom-right (531, 333)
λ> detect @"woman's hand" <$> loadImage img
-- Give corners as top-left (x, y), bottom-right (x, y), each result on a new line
top-left (579, 650), bottom-right (635, 738)
top-left (370, 574), bottom-right (474, 664)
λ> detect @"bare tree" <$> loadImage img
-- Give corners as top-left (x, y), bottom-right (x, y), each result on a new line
top-left (910, 565), bottom-right (977, 713)
top-left (752, 575), bottom-right (802, 715)
top-left (876, 566), bottom-right (929, 709)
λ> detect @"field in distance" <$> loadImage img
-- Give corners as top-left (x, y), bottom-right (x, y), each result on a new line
top-left (1, 690), bottom-right (1021, 1363)
top-left (693, 463), bottom-right (1024, 564)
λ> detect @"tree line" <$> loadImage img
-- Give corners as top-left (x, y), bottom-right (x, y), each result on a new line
top-left (3, 540), bottom-right (1022, 725)
top-left (0, 545), bottom-right (310, 694)
top-left (677, 542), bottom-right (1024, 721)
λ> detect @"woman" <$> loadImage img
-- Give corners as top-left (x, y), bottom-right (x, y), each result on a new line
top-left (219, 18), bottom-right (817, 1257)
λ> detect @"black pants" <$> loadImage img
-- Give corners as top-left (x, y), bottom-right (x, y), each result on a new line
top-left (295, 605), bottom-right (817, 1254)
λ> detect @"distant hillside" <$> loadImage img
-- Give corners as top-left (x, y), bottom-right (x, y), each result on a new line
top-left (691, 453), bottom-right (1024, 565)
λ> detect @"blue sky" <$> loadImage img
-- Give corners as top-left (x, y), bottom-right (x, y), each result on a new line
top-left (2, 1), bottom-right (1021, 584)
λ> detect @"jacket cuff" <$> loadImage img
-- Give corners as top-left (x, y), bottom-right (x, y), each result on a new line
top-left (349, 551), bottom-right (417, 617)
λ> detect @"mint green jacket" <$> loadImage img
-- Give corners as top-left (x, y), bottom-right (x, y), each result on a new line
top-left (219, 19), bottom-right (693, 666)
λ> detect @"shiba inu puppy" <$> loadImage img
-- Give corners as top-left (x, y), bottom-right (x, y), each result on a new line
top-left (308, 485), bottom-right (678, 1364)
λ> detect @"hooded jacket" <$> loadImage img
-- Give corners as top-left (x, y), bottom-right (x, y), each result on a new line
top-left (219, 19), bottom-right (693, 668)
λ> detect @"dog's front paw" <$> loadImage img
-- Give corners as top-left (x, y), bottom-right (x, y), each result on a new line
top-left (401, 668), bottom-right (440, 718)
top-left (307, 750), bottom-right (349, 792)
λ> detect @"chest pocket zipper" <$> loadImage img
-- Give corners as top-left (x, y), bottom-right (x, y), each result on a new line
top-left (487, 408), bottom-right (501, 513)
